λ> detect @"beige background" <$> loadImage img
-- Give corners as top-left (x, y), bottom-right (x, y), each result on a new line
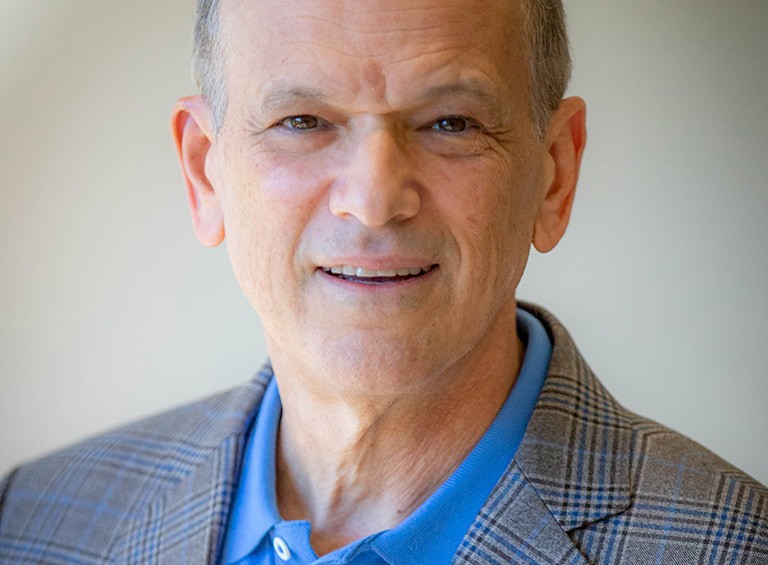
top-left (1, 1), bottom-right (766, 485)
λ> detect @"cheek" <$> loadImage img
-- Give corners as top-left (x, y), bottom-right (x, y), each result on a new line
top-left (223, 146), bottom-right (333, 242)
top-left (256, 150), bottom-right (334, 204)
top-left (433, 154), bottom-right (536, 236)
top-left (218, 151), bottom-right (331, 308)
top-left (428, 153), bottom-right (541, 287)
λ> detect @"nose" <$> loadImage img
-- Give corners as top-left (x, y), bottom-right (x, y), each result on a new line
top-left (329, 127), bottom-right (421, 227)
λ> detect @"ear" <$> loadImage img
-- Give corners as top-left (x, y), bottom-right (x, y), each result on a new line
top-left (171, 95), bottom-right (225, 247)
top-left (532, 96), bottom-right (587, 253)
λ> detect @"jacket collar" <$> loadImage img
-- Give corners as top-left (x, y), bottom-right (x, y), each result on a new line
top-left (110, 304), bottom-right (633, 563)
top-left (454, 303), bottom-right (633, 563)
top-left (515, 302), bottom-right (634, 529)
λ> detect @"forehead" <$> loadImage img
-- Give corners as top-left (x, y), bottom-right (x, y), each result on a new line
top-left (219, 0), bottom-right (529, 110)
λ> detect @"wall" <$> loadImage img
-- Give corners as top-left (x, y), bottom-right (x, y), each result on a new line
top-left (1, 0), bottom-right (766, 484)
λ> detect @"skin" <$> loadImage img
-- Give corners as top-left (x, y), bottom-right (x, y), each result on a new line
top-left (172, 0), bottom-right (586, 555)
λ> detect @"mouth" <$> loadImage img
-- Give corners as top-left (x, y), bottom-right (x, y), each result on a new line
top-left (320, 264), bottom-right (436, 284)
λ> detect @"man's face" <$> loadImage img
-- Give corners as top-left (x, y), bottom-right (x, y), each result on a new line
top-left (207, 0), bottom-right (551, 395)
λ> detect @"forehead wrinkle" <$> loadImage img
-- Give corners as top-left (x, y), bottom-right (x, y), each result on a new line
top-left (252, 56), bottom-right (503, 116)
top-left (278, 3), bottom-right (485, 35)
top-left (222, 0), bottom-right (523, 64)
top-left (253, 75), bottom-right (511, 124)
top-left (252, 1), bottom-right (514, 61)
top-left (222, 0), bottom-right (527, 120)
top-left (254, 76), bottom-right (386, 119)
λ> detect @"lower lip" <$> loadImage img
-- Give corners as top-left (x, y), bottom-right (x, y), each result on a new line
top-left (317, 267), bottom-right (437, 290)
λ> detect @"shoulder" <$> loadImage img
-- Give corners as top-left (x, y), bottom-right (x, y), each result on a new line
top-left (519, 303), bottom-right (768, 563)
top-left (577, 406), bottom-right (768, 563)
top-left (624, 407), bottom-right (765, 503)
top-left (0, 373), bottom-right (269, 563)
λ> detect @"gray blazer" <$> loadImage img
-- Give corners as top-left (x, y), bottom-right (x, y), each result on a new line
top-left (1, 304), bottom-right (766, 563)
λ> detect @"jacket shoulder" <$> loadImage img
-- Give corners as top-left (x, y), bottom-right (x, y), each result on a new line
top-left (575, 408), bottom-right (768, 563)
top-left (626, 409), bottom-right (766, 498)
top-left (0, 377), bottom-right (268, 563)
top-left (519, 303), bottom-right (768, 563)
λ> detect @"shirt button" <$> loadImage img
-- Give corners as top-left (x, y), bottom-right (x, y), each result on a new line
top-left (273, 536), bottom-right (292, 561)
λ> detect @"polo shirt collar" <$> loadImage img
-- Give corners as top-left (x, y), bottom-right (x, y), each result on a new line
top-left (222, 307), bottom-right (552, 564)
top-left (222, 376), bottom-right (285, 562)
top-left (369, 307), bottom-right (552, 564)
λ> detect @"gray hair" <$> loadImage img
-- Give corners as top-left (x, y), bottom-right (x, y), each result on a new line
top-left (191, 0), bottom-right (226, 131)
top-left (523, 0), bottom-right (572, 137)
top-left (191, 0), bottom-right (571, 138)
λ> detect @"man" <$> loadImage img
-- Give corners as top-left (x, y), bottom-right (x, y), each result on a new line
top-left (1, 0), bottom-right (766, 563)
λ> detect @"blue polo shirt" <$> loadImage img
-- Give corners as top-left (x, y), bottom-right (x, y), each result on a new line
top-left (222, 308), bottom-right (552, 564)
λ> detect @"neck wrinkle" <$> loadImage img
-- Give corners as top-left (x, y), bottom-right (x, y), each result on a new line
top-left (272, 315), bottom-right (524, 557)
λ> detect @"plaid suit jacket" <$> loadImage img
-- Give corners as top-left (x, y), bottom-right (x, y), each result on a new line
top-left (1, 304), bottom-right (766, 564)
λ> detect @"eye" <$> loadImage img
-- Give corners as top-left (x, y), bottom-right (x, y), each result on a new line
top-left (432, 116), bottom-right (470, 133)
top-left (279, 115), bottom-right (320, 130)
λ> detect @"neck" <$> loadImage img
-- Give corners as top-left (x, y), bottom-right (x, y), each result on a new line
top-left (270, 310), bottom-right (524, 556)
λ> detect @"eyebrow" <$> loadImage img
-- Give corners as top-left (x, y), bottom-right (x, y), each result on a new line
top-left (416, 80), bottom-right (506, 117)
top-left (256, 78), bottom-right (505, 117)
top-left (419, 81), bottom-right (500, 104)
top-left (259, 84), bottom-right (329, 115)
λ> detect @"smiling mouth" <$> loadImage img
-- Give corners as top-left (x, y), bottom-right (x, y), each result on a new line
top-left (320, 265), bottom-right (435, 284)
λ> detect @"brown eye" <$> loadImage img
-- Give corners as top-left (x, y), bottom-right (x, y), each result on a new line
top-left (433, 116), bottom-right (468, 132)
top-left (284, 115), bottom-right (319, 129)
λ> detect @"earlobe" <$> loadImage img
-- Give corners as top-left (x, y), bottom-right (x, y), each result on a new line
top-left (171, 96), bottom-right (225, 247)
top-left (532, 96), bottom-right (587, 253)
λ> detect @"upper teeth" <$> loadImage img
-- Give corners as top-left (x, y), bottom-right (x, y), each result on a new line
top-left (323, 266), bottom-right (431, 277)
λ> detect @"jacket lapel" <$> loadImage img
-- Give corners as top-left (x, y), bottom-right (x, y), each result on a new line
top-left (453, 460), bottom-right (589, 564)
top-left (454, 303), bottom-right (634, 564)
top-left (109, 304), bottom-right (632, 564)
top-left (108, 375), bottom-right (269, 564)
